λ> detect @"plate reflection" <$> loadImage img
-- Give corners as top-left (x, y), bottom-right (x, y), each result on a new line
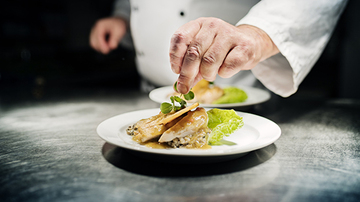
top-left (102, 143), bottom-right (277, 177)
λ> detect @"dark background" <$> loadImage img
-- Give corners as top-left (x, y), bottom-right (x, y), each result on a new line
top-left (0, 0), bottom-right (359, 100)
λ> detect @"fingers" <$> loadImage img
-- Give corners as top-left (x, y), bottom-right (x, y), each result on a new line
top-left (108, 20), bottom-right (126, 50)
top-left (192, 73), bottom-right (204, 88)
top-left (97, 27), bottom-right (111, 54)
top-left (177, 43), bottom-right (205, 94)
top-left (174, 18), bottom-right (222, 94)
top-left (169, 20), bottom-right (201, 74)
top-left (89, 18), bottom-right (126, 54)
top-left (108, 28), bottom-right (125, 50)
top-left (171, 18), bottom-right (273, 94)
top-left (89, 21), bottom-right (110, 54)
top-left (199, 34), bottom-right (233, 81)
top-left (170, 20), bottom-right (202, 94)
top-left (218, 45), bottom-right (256, 78)
top-left (89, 27), bottom-right (100, 52)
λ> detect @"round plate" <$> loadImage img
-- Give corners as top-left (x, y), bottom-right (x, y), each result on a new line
top-left (96, 108), bottom-right (281, 163)
top-left (149, 85), bottom-right (271, 108)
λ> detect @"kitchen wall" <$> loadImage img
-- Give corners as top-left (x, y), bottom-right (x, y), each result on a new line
top-left (0, 0), bottom-right (138, 91)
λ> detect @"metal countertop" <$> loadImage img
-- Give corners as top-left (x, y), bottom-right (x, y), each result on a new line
top-left (0, 86), bottom-right (359, 202)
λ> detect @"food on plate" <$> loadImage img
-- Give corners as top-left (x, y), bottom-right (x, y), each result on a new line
top-left (126, 89), bottom-right (244, 149)
top-left (127, 103), bottom-right (211, 149)
top-left (212, 86), bottom-right (248, 104)
top-left (191, 79), bottom-right (224, 104)
top-left (126, 103), bottom-right (200, 143)
top-left (207, 108), bottom-right (244, 145)
top-left (169, 79), bottom-right (248, 104)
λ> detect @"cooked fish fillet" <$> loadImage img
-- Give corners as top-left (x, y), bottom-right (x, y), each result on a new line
top-left (130, 112), bottom-right (181, 142)
top-left (128, 104), bottom-right (199, 143)
top-left (159, 107), bottom-right (209, 143)
top-left (192, 85), bottom-right (224, 104)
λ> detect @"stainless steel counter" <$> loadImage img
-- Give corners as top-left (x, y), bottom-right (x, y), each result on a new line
top-left (0, 86), bottom-right (359, 202)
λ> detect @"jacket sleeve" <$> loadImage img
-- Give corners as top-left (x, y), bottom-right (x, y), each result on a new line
top-left (112, 0), bottom-right (133, 49)
top-left (112, 0), bottom-right (131, 22)
top-left (237, 0), bottom-right (348, 97)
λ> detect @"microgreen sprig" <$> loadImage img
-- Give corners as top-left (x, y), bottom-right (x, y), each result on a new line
top-left (160, 82), bottom-right (195, 114)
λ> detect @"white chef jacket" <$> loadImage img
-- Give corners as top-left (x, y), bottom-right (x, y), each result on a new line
top-left (113, 0), bottom-right (347, 97)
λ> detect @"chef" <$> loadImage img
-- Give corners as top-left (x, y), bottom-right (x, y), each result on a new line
top-left (90, 0), bottom-right (347, 97)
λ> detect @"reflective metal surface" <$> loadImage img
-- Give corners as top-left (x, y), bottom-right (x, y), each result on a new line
top-left (0, 86), bottom-right (359, 202)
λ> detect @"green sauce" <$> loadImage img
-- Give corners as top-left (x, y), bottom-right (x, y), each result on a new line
top-left (212, 87), bottom-right (248, 104)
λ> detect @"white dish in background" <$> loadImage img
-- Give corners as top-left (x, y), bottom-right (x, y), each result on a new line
top-left (149, 85), bottom-right (271, 108)
top-left (97, 108), bottom-right (281, 163)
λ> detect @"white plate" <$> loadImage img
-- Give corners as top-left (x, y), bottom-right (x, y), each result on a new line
top-left (97, 108), bottom-right (281, 163)
top-left (149, 85), bottom-right (271, 108)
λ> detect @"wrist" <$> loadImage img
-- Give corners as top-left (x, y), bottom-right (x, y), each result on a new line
top-left (237, 24), bottom-right (279, 62)
top-left (112, 16), bottom-right (129, 30)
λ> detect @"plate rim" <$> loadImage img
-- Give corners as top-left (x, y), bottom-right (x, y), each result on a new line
top-left (96, 108), bottom-right (281, 157)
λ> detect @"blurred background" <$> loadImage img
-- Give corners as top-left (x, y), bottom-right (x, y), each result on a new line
top-left (0, 0), bottom-right (359, 100)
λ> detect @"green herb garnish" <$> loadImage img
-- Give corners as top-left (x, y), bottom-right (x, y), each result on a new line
top-left (160, 102), bottom-right (173, 114)
top-left (183, 91), bottom-right (194, 100)
top-left (160, 82), bottom-right (194, 114)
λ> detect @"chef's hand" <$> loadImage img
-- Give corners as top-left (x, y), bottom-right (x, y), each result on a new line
top-left (89, 17), bottom-right (127, 54)
top-left (169, 17), bottom-right (279, 94)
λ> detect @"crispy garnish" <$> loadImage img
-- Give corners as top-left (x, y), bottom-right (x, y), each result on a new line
top-left (158, 103), bottom-right (199, 125)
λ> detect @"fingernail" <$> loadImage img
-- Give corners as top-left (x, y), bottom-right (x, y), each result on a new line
top-left (177, 82), bottom-right (188, 94)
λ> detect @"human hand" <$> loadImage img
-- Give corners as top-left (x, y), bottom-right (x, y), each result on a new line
top-left (169, 17), bottom-right (279, 94)
top-left (89, 17), bottom-right (127, 54)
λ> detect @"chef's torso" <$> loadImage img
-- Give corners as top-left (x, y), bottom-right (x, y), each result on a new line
top-left (129, 0), bottom-right (260, 86)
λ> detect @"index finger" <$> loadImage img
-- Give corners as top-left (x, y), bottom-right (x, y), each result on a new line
top-left (169, 20), bottom-right (201, 74)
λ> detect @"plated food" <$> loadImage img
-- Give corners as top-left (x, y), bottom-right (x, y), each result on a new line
top-left (126, 104), bottom-right (243, 149)
top-left (126, 103), bottom-right (208, 149)
top-left (96, 108), bottom-right (281, 163)
top-left (149, 83), bottom-right (271, 108)
top-left (126, 87), bottom-right (244, 149)
top-left (170, 79), bottom-right (248, 105)
top-left (96, 81), bottom-right (279, 162)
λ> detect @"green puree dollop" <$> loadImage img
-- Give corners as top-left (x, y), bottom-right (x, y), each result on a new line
top-left (212, 87), bottom-right (248, 104)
